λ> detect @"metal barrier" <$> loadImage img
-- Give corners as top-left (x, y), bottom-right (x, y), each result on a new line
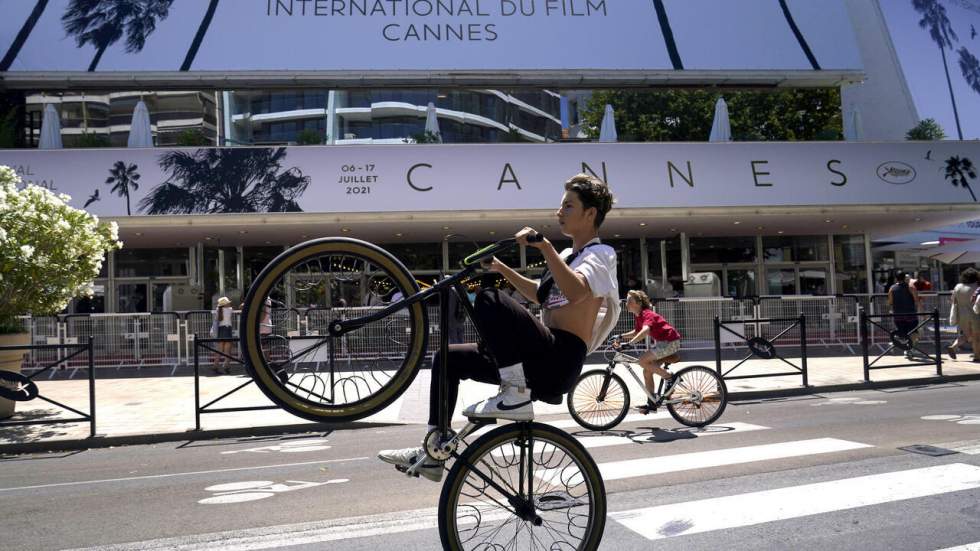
top-left (758, 295), bottom-right (861, 352)
top-left (0, 337), bottom-right (97, 437)
top-left (714, 315), bottom-right (808, 387)
top-left (16, 292), bottom-right (952, 370)
top-left (859, 308), bottom-right (942, 382)
top-left (193, 335), bottom-right (275, 431)
top-left (653, 297), bottom-right (756, 350)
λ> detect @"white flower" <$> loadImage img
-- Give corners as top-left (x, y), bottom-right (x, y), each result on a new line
top-left (0, 227), bottom-right (6, 242)
top-left (20, 244), bottom-right (34, 258)
top-left (56, 219), bottom-right (70, 231)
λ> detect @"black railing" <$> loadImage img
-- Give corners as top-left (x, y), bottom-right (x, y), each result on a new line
top-left (0, 338), bottom-right (96, 438)
top-left (192, 335), bottom-right (283, 431)
top-left (859, 308), bottom-right (942, 382)
top-left (714, 315), bottom-right (809, 387)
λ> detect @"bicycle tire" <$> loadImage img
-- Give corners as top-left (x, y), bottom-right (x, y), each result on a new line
top-left (240, 237), bottom-right (428, 422)
top-left (438, 422), bottom-right (606, 551)
top-left (666, 365), bottom-right (728, 428)
top-left (567, 370), bottom-right (630, 431)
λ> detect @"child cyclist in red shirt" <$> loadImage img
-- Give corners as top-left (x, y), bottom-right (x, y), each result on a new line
top-left (613, 290), bottom-right (681, 413)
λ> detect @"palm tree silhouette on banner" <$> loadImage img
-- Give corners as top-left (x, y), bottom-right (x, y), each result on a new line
top-left (945, 156), bottom-right (978, 202)
top-left (62, 0), bottom-right (174, 72)
top-left (106, 161), bottom-right (141, 215)
top-left (181, 0), bottom-right (219, 71)
top-left (912, 0), bottom-right (963, 140)
top-left (0, 0), bottom-right (50, 72)
top-left (959, 47), bottom-right (980, 94)
top-left (139, 148), bottom-right (310, 215)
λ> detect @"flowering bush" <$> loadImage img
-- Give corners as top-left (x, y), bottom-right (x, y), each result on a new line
top-left (0, 165), bottom-right (122, 332)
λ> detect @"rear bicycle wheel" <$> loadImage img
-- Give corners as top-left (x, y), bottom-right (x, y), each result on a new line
top-left (567, 370), bottom-right (629, 431)
top-left (666, 365), bottom-right (728, 428)
top-left (240, 237), bottom-right (428, 422)
top-left (438, 422), bottom-right (606, 551)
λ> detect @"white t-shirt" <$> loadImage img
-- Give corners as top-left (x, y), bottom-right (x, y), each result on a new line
top-left (539, 243), bottom-right (620, 353)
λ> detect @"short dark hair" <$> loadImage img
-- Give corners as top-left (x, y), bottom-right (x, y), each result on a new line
top-left (564, 173), bottom-right (614, 229)
top-left (961, 267), bottom-right (979, 285)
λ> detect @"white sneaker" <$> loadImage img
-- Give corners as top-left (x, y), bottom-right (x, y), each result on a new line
top-left (377, 446), bottom-right (444, 482)
top-left (464, 382), bottom-right (534, 421)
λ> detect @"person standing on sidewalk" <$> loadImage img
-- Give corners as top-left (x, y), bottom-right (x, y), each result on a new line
top-left (210, 297), bottom-right (235, 374)
top-left (949, 268), bottom-right (980, 361)
top-left (888, 271), bottom-right (919, 360)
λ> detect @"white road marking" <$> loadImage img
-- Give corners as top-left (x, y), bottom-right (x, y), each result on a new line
top-left (931, 439), bottom-right (980, 455)
top-left (547, 411), bottom-right (671, 429)
top-left (221, 439), bottom-right (331, 455)
top-left (63, 506), bottom-right (446, 550)
top-left (199, 479), bottom-right (347, 505)
top-left (611, 463), bottom-right (980, 541)
top-left (0, 457), bottom-right (367, 493)
top-left (575, 422), bottom-right (769, 449)
top-left (595, 438), bottom-right (871, 481)
top-left (935, 542), bottom-right (980, 551)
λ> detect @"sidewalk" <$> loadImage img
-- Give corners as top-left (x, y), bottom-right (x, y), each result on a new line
top-left (2, 351), bottom-right (979, 453)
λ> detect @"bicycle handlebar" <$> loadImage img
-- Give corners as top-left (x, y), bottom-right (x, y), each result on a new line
top-left (461, 234), bottom-right (544, 266)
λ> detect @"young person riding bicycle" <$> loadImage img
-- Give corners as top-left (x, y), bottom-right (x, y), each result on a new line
top-left (613, 289), bottom-right (681, 414)
top-left (379, 173), bottom-right (620, 481)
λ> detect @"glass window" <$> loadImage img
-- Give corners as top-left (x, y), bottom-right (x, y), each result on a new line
top-left (689, 236), bottom-right (756, 264)
top-left (244, 246), bottom-right (283, 290)
top-left (382, 242), bottom-right (442, 272)
top-left (726, 269), bottom-right (757, 297)
top-left (767, 268), bottom-right (796, 295)
top-left (605, 239), bottom-right (642, 299)
top-left (834, 234), bottom-right (868, 294)
top-left (115, 248), bottom-right (189, 277)
top-left (763, 235), bottom-right (828, 263)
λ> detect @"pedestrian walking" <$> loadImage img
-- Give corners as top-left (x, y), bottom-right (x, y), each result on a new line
top-left (949, 268), bottom-right (980, 361)
top-left (888, 271), bottom-right (919, 360)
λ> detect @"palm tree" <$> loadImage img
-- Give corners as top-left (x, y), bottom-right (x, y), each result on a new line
top-left (945, 155), bottom-right (978, 202)
top-left (180, 0), bottom-right (219, 71)
top-left (913, 0), bottom-right (963, 140)
top-left (62, 0), bottom-right (174, 72)
top-left (1, 0), bottom-right (50, 71)
top-left (105, 161), bottom-right (141, 215)
top-left (139, 148), bottom-right (310, 214)
top-left (959, 47), bottom-right (980, 95)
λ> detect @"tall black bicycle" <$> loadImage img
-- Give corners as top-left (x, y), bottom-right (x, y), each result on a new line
top-left (240, 236), bottom-right (606, 550)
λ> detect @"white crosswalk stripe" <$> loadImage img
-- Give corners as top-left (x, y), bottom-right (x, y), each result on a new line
top-left (594, 437), bottom-right (871, 481)
top-left (611, 463), bottom-right (980, 541)
top-left (575, 421), bottom-right (770, 449)
top-left (931, 439), bottom-right (980, 455)
top-left (935, 542), bottom-right (980, 551)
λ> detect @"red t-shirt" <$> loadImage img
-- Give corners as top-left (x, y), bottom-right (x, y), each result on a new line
top-left (635, 309), bottom-right (681, 342)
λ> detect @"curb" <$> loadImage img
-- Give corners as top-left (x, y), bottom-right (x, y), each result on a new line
top-left (0, 420), bottom-right (395, 456)
top-left (3, 374), bottom-right (979, 455)
top-left (728, 373), bottom-right (980, 401)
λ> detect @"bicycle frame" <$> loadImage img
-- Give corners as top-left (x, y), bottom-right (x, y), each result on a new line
top-left (605, 348), bottom-right (683, 408)
top-left (324, 237), bottom-right (546, 516)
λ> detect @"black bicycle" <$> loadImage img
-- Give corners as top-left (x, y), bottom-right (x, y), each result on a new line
top-left (239, 236), bottom-right (606, 550)
top-left (567, 341), bottom-right (728, 431)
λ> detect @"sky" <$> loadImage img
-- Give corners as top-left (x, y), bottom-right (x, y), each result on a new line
top-left (881, 0), bottom-right (980, 139)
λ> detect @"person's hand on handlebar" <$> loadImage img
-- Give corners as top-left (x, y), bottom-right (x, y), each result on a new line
top-left (481, 256), bottom-right (505, 273)
top-left (516, 227), bottom-right (548, 251)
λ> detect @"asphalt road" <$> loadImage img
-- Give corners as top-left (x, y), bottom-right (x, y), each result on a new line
top-left (3, 381), bottom-right (980, 550)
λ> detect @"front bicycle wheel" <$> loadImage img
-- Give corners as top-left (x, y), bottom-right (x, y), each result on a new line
top-left (666, 365), bottom-right (728, 428)
top-left (240, 237), bottom-right (428, 422)
top-left (567, 370), bottom-right (629, 431)
top-left (438, 422), bottom-right (606, 551)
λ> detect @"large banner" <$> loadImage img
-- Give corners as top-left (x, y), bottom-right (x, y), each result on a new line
top-left (0, 142), bottom-right (977, 218)
top-left (1, 0), bottom-right (861, 82)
